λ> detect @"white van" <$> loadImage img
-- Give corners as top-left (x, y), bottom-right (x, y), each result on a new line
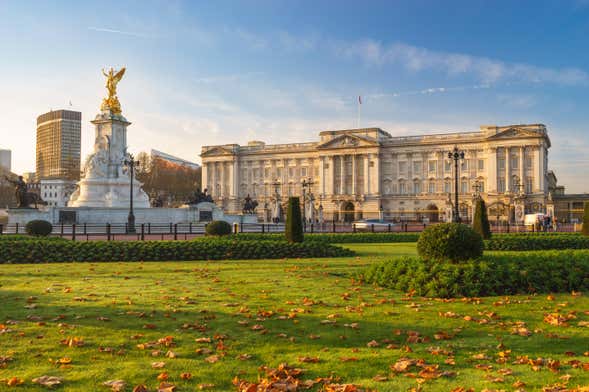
top-left (524, 213), bottom-right (545, 226)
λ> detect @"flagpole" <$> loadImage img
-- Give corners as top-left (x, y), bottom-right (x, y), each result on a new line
top-left (357, 95), bottom-right (361, 129)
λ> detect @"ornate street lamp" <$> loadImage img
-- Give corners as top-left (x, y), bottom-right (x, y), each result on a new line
top-left (448, 146), bottom-right (465, 223)
top-left (123, 154), bottom-right (140, 234)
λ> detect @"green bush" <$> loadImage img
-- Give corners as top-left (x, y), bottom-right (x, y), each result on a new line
top-left (472, 198), bottom-right (491, 239)
top-left (583, 202), bottom-right (589, 236)
top-left (285, 197), bottom-right (303, 243)
top-left (205, 220), bottom-right (232, 236)
top-left (363, 250), bottom-right (589, 297)
top-left (417, 223), bottom-right (483, 262)
top-left (25, 220), bottom-right (53, 237)
top-left (0, 238), bottom-right (354, 264)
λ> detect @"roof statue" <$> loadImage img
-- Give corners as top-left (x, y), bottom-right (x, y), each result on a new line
top-left (100, 67), bottom-right (126, 115)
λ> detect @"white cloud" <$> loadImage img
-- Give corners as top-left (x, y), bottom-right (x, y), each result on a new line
top-left (228, 28), bottom-right (588, 86)
top-left (333, 40), bottom-right (588, 85)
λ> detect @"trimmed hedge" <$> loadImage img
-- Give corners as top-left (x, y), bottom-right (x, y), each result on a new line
top-left (0, 239), bottom-right (354, 264)
top-left (363, 250), bottom-right (589, 297)
top-left (485, 233), bottom-right (589, 251)
top-left (229, 232), bottom-right (589, 251)
top-left (228, 232), bottom-right (421, 243)
top-left (417, 223), bottom-right (483, 262)
top-left (0, 235), bottom-right (66, 241)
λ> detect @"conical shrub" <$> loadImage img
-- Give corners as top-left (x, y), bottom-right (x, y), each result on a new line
top-left (285, 197), bottom-right (304, 243)
top-left (583, 202), bottom-right (589, 236)
top-left (472, 198), bottom-right (491, 239)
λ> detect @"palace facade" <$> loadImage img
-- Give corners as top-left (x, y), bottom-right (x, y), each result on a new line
top-left (201, 124), bottom-right (574, 223)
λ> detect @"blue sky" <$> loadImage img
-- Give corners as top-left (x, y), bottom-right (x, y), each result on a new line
top-left (1, 0), bottom-right (589, 191)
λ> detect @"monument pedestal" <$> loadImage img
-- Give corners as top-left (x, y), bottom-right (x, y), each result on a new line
top-left (68, 109), bottom-right (149, 208)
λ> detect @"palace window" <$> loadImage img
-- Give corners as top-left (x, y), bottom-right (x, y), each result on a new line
top-left (413, 161), bottom-right (422, 175)
top-left (460, 180), bottom-right (468, 194)
top-left (525, 156), bottom-right (533, 169)
top-left (301, 167), bottom-right (308, 177)
top-left (498, 177), bottom-right (506, 193)
top-left (428, 160), bottom-right (436, 174)
top-left (498, 158), bottom-right (505, 170)
top-left (428, 182), bottom-right (436, 194)
top-left (444, 161), bottom-right (451, 172)
top-left (413, 181), bottom-right (422, 194)
top-left (398, 161), bottom-right (407, 174)
top-left (444, 181), bottom-right (451, 194)
top-left (399, 182), bottom-right (406, 194)
top-left (460, 160), bottom-right (468, 171)
top-left (511, 156), bottom-right (519, 169)
top-left (525, 178), bottom-right (533, 193)
top-left (478, 159), bottom-right (485, 171)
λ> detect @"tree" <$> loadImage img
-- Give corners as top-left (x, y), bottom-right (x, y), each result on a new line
top-left (472, 198), bottom-right (491, 239)
top-left (583, 202), bottom-right (589, 236)
top-left (285, 197), bottom-right (303, 243)
top-left (134, 152), bottom-right (201, 206)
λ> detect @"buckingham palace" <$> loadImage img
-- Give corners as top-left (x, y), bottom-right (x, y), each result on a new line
top-left (201, 123), bottom-right (580, 224)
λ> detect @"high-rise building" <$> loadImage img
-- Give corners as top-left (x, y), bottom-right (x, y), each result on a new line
top-left (36, 110), bottom-right (81, 181)
top-left (0, 149), bottom-right (11, 172)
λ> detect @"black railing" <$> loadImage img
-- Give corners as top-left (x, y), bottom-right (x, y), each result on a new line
top-left (0, 221), bottom-right (581, 240)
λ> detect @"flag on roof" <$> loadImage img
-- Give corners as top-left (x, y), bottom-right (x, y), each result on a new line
top-left (358, 95), bottom-right (362, 104)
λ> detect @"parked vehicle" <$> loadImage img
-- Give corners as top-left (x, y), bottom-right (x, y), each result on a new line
top-left (352, 219), bottom-right (393, 231)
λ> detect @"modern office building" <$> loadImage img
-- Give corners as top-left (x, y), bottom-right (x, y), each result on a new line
top-left (201, 124), bottom-right (568, 223)
top-left (36, 110), bottom-right (81, 181)
top-left (0, 149), bottom-right (11, 172)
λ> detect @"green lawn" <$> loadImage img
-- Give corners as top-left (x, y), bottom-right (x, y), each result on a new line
top-left (0, 243), bottom-right (588, 391)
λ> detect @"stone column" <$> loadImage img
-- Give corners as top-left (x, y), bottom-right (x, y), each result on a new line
top-left (231, 158), bottom-right (239, 198)
top-left (538, 145), bottom-right (546, 193)
top-left (201, 162), bottom-right (208, 192)
top-left (505, 147), bottom-right (510, 193)
top-left (372, 153), bottom-right (380, 195)
top-left (519, 146), bottom-right (525, 190)
top-left (214, 162), bottom-right (219, 197)
top-left (351, 155), bottom-right (357, 195)
top-left (487, 147), bottom-right (497, 192)
top-left (319, 157), bottom-right (326, 196)
top-left (363, 155), bottom-right (370, 195)
top-left (532, 146), bottom-right (539, 192)
top-left (219, 162), bottom-right (227, 197)
top-left (340, 155), bottom-right (345, 195)
top-left (327, 156), bottom-right (335, 195)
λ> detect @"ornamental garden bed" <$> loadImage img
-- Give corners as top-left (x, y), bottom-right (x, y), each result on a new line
top-left (0, 238), bottom-right (353, 263)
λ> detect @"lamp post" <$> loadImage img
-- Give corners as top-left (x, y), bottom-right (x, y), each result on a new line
top-left (448, 146), bottom-right (465, 223)
top-left (301, 178), bottom-right (315, 227)
top-left (123, 154), bottom-right (140, 234)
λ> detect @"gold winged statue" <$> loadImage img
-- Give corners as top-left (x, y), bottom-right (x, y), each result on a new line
top-left (100, 67), bottom-right (126, 115)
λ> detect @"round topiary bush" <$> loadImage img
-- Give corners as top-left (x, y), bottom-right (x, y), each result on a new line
top-left (417, 223), bottom-right (483, 262)
top-left (205, 220), bottom-right (232, 236)
top-left (25, 220), bottom-right (53, 237)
